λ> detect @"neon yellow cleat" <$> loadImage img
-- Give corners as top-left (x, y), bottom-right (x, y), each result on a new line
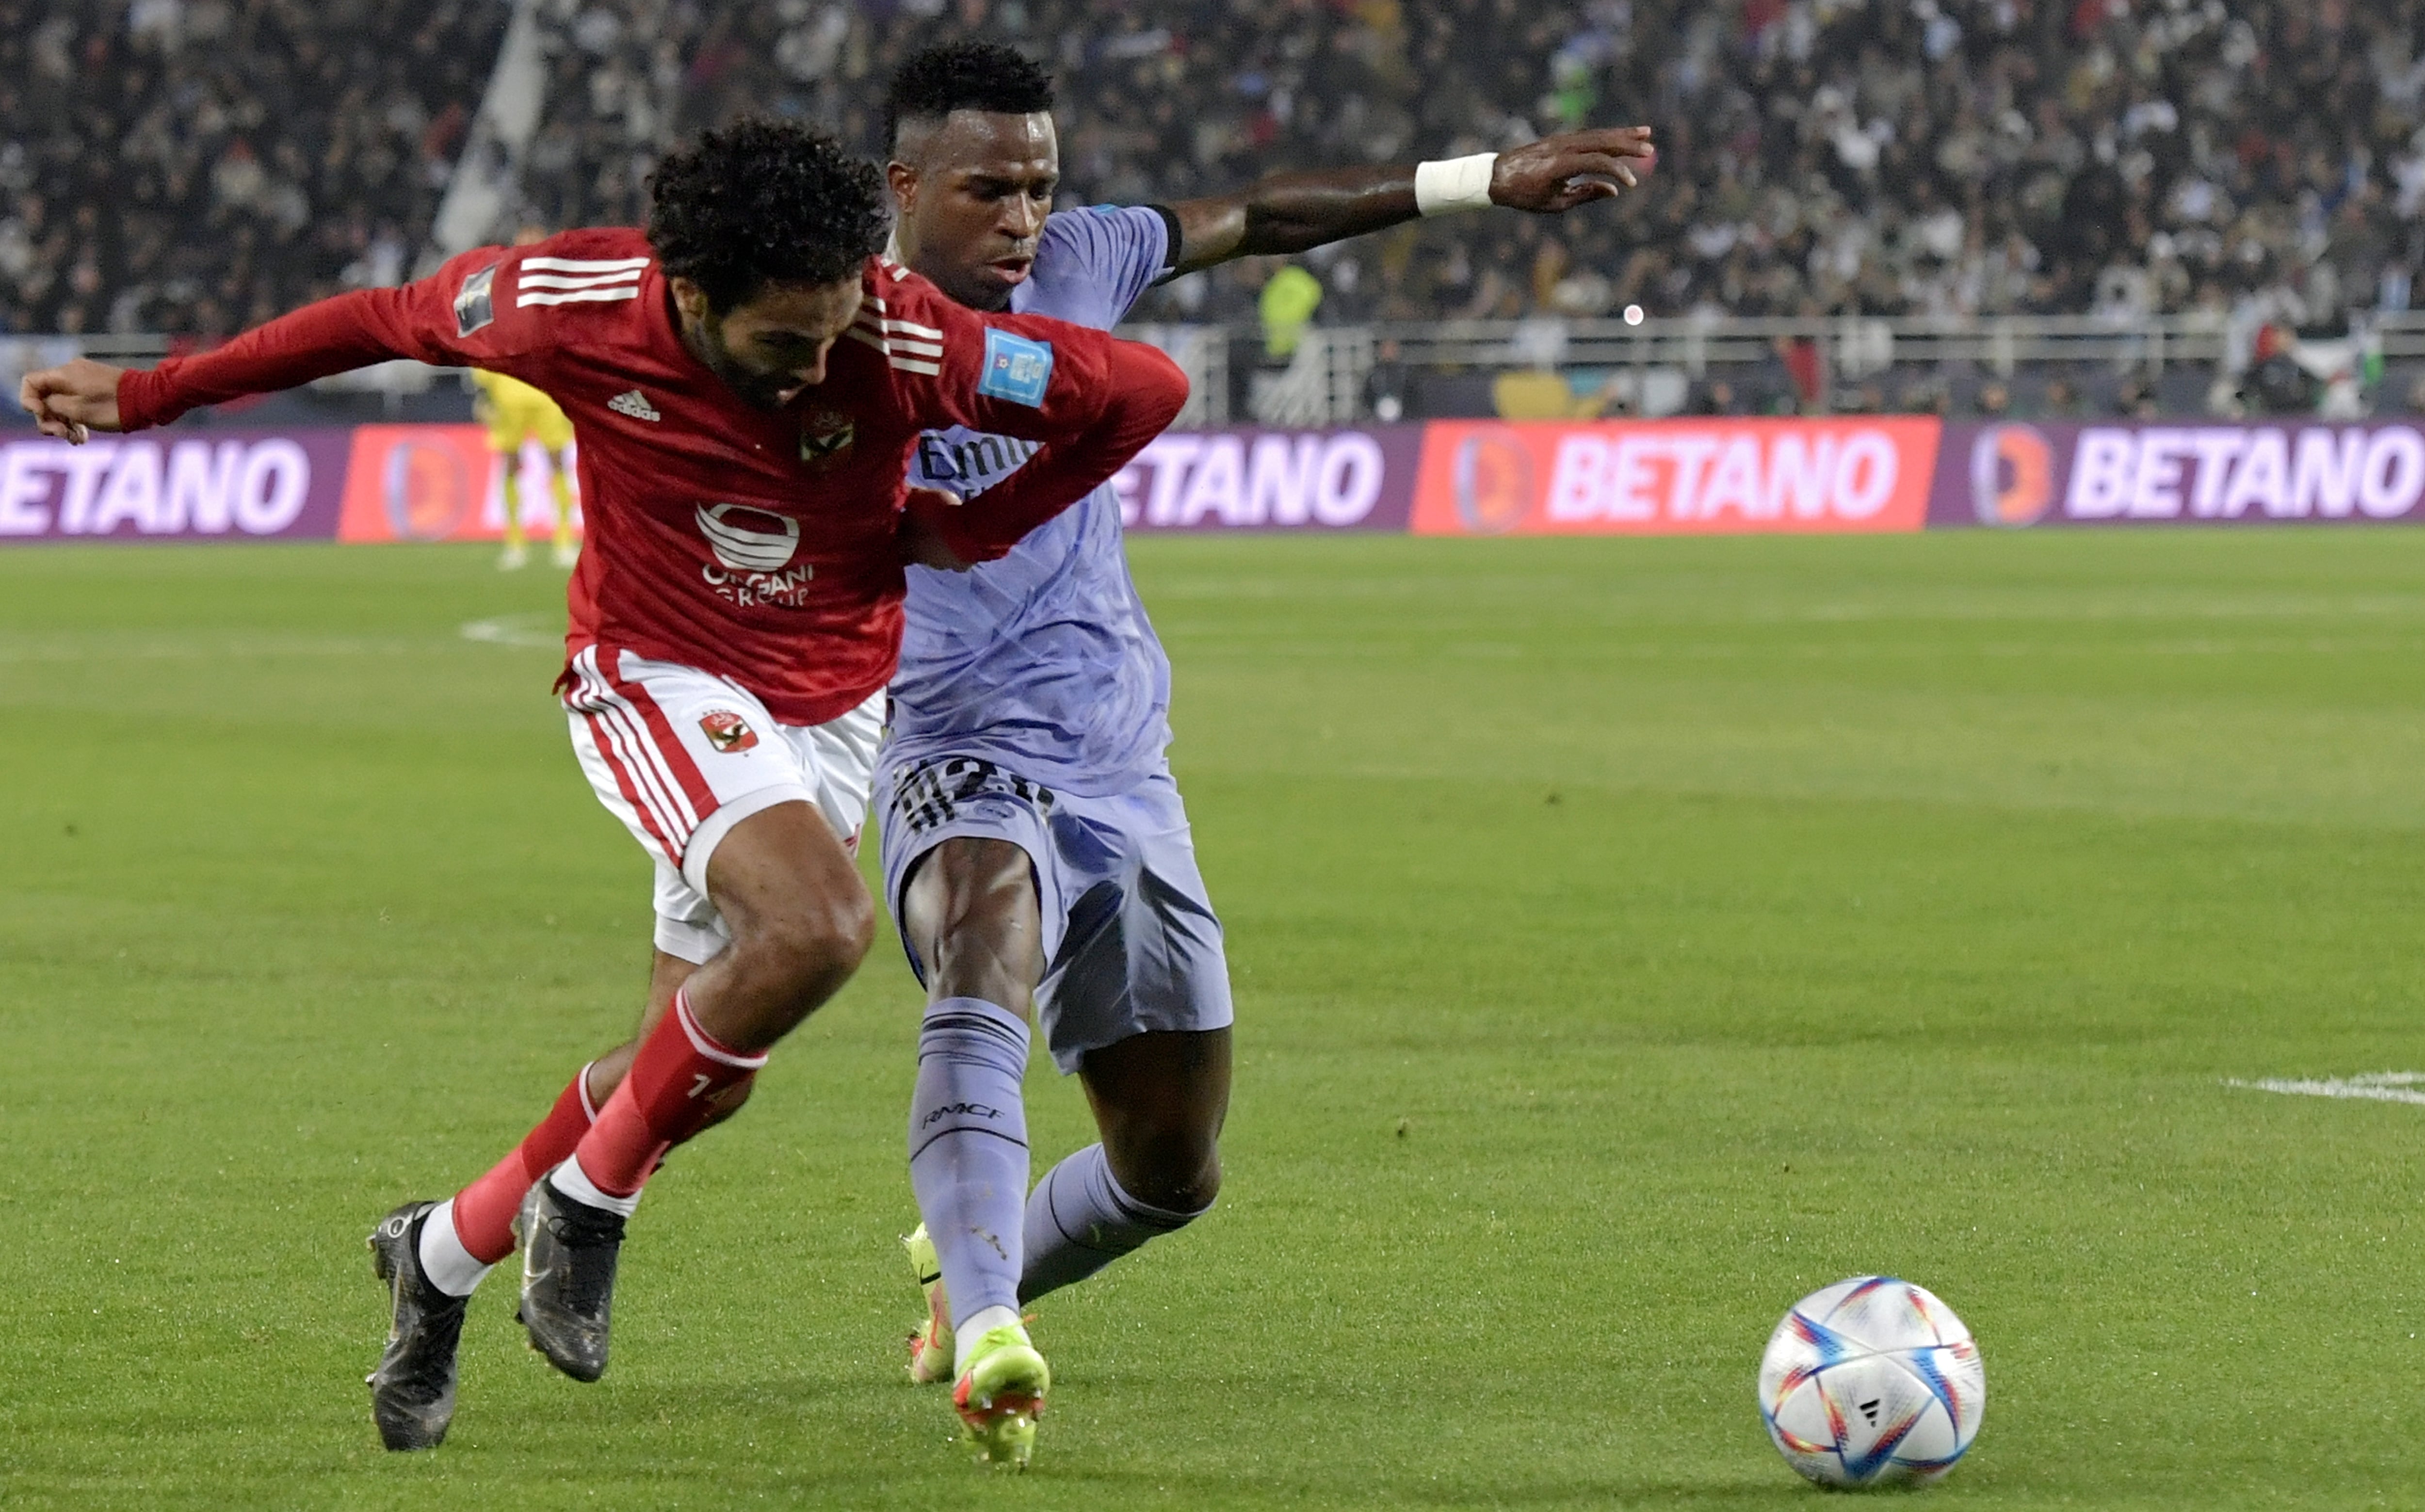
top-left (952, 1322), bottom-right (1049, 1470)
top-left (902, 1224), bottom-right (953, 1385)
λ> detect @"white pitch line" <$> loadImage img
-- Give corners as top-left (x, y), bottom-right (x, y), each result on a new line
top-left (2225, 1073), bottom-right (2425, 1107)
top-left (459, 614), bottom-right (562, 648)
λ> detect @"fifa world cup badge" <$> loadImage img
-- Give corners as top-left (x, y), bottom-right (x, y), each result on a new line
top-left (976, 328), bottom-right (1054, 406)
top-left (698, 710), bottom-right (759, 754)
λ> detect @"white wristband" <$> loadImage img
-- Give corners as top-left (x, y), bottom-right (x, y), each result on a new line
top-left (1414, 153), bottom-right (1498, 216)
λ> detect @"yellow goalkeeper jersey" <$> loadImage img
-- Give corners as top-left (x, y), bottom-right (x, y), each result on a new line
top-left (471, 368), bottom-right (574, 451)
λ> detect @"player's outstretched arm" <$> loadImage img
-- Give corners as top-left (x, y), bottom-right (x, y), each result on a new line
top-left (26, 251), bottom-right (531, 435)
top-left (900, 321), bottom-right (1187, 568)
top-left (1165, 125), bottom-right (1655, 274)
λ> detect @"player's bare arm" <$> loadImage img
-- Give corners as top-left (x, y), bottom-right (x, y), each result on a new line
top-left (1165, 125), bottom-right (1655, 273)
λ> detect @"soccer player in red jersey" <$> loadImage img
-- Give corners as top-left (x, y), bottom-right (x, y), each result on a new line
top-left (21, 120), bottom-right (1186, 1451)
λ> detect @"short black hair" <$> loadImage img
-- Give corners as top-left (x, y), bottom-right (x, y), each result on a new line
top-left (647, 118), bottom-right (891, 313)
top-left (884, 41), bottom-right (1056, 152)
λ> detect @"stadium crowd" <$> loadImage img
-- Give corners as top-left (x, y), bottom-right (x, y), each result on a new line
top-left (0, 0), bottom-right (507, 338)
top-left (522, 0), bottom-right (2425, 338)
top-left (0, 0), bottom-right (2418, 350)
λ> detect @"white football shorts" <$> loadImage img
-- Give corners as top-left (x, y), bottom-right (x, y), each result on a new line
top-left (562, 643), bottom-right (882, 965)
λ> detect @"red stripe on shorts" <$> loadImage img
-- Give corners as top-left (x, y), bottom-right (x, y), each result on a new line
top-left (601, 646), bottom-right (720, 821)
top-left (586, 660), bottom-right (695, 846)
top-left (567, 653), bottom-right (684, 866)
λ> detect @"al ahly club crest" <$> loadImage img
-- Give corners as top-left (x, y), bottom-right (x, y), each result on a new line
top-left (698, 710), bottom-right (759, 753)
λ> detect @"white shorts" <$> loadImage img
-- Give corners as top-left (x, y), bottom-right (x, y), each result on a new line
top-left (562, 644), bottom-right (882, 965)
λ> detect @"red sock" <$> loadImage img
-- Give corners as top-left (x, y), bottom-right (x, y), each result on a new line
top-left (448, 1066), bottom-right (598, 1264)
top-left (567, 991), bottom-right (765, 1199)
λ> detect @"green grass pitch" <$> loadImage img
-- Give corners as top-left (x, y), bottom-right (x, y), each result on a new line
top-left (3, 531), bottom-right (2423, 1509)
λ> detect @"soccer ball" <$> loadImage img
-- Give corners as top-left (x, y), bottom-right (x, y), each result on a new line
top-left (1758, 1276), bottom-right (1985, 1488)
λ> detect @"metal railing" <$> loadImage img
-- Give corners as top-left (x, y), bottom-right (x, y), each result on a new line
top-left (1370, 310), bottom-right (2425, 380)
top-left (15, 311), bottom-right (2420, 426)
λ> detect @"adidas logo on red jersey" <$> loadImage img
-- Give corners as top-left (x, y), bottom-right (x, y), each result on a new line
top-left (608, 389), bottom-right (661, 422)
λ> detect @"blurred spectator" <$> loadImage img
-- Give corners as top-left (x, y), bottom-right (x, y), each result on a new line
top-left (1258, 262), bottom-right (1324, 359)
top-left (1365, 336), bottom-right (1410, 421)
top-left (1689, 377), bottom-right (1739, 415)
top-left (0, 0), bottom-right (506, 335)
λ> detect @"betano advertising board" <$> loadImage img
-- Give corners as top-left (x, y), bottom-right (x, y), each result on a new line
top-left (8, 418), bottom-right (2425, 545)
top-left (0, 430), bottom-right (350, 542)
top-left (1409, 418), bottom-right (1940, 536)
top-left (1933, 420), bottom-right (2425, 528)
top-left (340, 423), bottom-right (1422, 543)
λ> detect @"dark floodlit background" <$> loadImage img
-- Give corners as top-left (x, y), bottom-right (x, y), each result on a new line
top-left (0, 0), bottom-right (2419, 419)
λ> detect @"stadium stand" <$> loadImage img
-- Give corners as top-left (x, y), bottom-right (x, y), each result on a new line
top-left (589, 0), bottom-right (2424, 336)
top-left (2, 0), bottom-right (2418, 417)
top-left (0, 0), bottom-right (508, 338)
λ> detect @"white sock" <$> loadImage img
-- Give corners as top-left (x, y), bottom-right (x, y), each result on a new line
top-left (953, 1303), bottom-right (1024, 1376)
top-left (415, 1198), bottom-right (495, 1298)
top-left (550, 1154), bottom-right (642, 1219)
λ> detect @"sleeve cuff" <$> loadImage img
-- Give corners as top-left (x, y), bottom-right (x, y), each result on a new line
top-left (906, 489), bottom-right (1008, 566)
top-left (1145, 203), bottom-right (1184, 273)
top-left (115, 366), bottom-right (166, 432)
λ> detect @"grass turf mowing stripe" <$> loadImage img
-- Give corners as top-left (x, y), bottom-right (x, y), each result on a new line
top-left (1, 533), bottom-right (2422, 1509)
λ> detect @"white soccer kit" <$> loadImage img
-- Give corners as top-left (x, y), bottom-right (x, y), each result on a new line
top-left (561, 644), bottom-right (882, 964)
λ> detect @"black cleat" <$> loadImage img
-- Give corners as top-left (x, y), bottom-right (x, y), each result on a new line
top-left (517, 1177), bottom-right (624, 1383)
top-left (365, 1200), bottom-right (468, 1451)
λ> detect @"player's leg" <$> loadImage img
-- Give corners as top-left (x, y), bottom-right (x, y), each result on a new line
top-left (520, 800), bottom-right (870, 1380)
top-left (519, 664), bottom-right (880, 1381)
top-left (1018, 778), bottom-right (1235, 1303)
top-left (368, 945), bottom-right (653, 1450)
top-left (900, 834), bottom-right (1046, 1374)
top-left (495, 434), bottom-right (528, 569)
top-left (880, 759), bottom-right (1057, 1465)
top-left (1022, 1026), bottom-right (1230, 1302)
top-left (367, 932), bottom-right (718, 1446)
top-left (371, 659), bottom-right (836, 1433)
top-left (395, 952), bottom-right (701, 1374)
top-left (544, 440), bottom-right (578, 568)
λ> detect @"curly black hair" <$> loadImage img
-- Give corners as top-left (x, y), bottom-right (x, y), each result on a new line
top-left (884, 41), bottom-right (1056, 152)
top-left (646, 118), bottom-right (891, 313)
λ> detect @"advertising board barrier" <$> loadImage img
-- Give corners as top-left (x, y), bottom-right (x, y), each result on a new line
top-left (14, 417), bottom-right (2425, 546)
top-left (1934, 420), bottom-right (2425, 528)
top-left (1110, 425), bottom-right (1421, 532)
top-left (338, 423), bottom-right (582, 544)
top-left (1409, 418), bottom-right (1941, 536)
top-left (0, 429), bottom-right (349, 543)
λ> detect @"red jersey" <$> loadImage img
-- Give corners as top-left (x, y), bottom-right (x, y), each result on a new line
top-left (116, 229), bottom-right (1187, 724)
